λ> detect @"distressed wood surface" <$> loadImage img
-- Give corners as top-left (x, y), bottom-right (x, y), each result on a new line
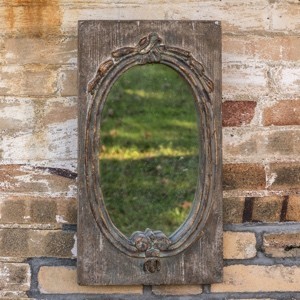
top-left (78, 21), bottom-right (222, 285)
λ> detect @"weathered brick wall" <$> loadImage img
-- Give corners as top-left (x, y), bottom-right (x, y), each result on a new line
top-left (0, 0), bottom-right (299, 299)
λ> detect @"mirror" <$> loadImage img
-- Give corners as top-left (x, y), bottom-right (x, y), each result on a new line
top-left (99, 64), bottom-right (199, 237)
top-left (78, 21), bottom-right (222, 285)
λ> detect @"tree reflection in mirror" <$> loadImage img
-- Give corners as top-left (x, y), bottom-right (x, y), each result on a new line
top-left (99, 64), bottom-right (200, 237)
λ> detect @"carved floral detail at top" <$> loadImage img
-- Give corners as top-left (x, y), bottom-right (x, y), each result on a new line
top-left (112, 32), bottom-right (163, 63)
top-left (129, 228), bottom-right (171, 257)
top-left (88, 32), bottom-right (214, 96)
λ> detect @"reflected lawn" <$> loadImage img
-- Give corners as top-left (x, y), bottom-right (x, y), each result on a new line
top-left (100, 63), bottom-right (199, 237)
top-left (100, 155), bottom-right (198, 236)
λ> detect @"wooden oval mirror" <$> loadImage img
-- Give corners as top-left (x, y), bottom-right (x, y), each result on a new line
top-left (78, 20), bottom-right (222, 285)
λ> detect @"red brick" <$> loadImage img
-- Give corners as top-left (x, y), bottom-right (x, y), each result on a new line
top-left (223, 164), bottom-right (266, 190)
top-left (222, 101), bottom-right (256, 127)
top-left (263, 100), bottom-right (300, 126)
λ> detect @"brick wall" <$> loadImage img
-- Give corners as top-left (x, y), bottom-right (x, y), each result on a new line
top-left (0, 0), bottom-right (299, 299)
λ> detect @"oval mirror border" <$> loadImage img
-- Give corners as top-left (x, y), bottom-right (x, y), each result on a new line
top-left (84, 32), bottom-right (216, 258)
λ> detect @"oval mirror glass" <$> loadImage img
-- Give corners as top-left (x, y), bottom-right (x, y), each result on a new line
top-left (99, 64), bottom-right (199, 237)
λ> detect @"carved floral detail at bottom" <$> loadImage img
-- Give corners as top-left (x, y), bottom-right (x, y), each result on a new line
top-left (130, 228), bottom-right (171, 273)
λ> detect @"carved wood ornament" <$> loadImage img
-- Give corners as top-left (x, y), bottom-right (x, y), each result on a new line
top-left (78, 21), bottom-right (222, 285)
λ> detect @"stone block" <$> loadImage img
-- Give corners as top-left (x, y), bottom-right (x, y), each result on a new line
top-left (0, 37), bottom-right (77, 65)
top-left (271, 2), bottom-right (300, 33)
top-left (0, 262), bottom-right (30, 294)
top-left (266, 130), bottom-right (298, 156)
top-left (0, 65), bottom-right (58, 96)
top-left (252, 196), bottom-right (284, 222)
top-left (223, 197), bottom-right (244, 224)
top-left (152, 285), bottom-right (202, 295)
top-left (223, 128), bottom-right (261, 161)
top-left (223, 163), bottom-right (266, 190)
top-left (286, 195), bottom-right (300, 221)
top-left (38, 266), bottom-right (143, 294)
top-left (223, 35), bottom-right (300, 62)
top-left (267, 65), bottom-right (300, 97)
top-left (263, 232), bottom-right (300, 257)
top-left (0, 198), bottom-right (26, 224)
top-left (0, 195), bottom-right (77, 226)
top-left (30, 200), bottom-right (57, 223)
top-left (211, 265), bottom-right (300, 292)
top-left (0, 229), bottom-right (75, 258)
top-left (222, 63), bottom-right (268, 99)
top-left (223, 232), bottom-right (256, 259)
top-left (269, 163), bottom-right (300, 190)
top-left (223, 127), bottom-right (300, 163)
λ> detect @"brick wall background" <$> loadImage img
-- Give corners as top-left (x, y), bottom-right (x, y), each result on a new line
top-left (0, 0), bottom-right (299, 299)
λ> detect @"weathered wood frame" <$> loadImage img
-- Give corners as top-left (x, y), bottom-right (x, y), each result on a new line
top-left (78, 20), bottom-right (222, 285)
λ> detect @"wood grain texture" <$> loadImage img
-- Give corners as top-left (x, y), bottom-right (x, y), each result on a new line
top-left (78, 21), bottom-right (222, 285)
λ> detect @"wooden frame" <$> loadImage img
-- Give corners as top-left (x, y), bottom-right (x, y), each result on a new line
top-left (78, 20), bottom-right (222, 285)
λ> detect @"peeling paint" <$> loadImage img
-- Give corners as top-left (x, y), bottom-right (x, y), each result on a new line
top-left (4, 0), bottom-right (62, 37)
top-left (55, 215), bottom-right (67, 224)
top-left (71, 234), bottom-right (77, 257)
top-left (267, 172), bottom-right (278, 188)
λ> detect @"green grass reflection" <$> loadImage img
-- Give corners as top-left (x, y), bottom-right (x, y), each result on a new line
top-left (100, 64), bottom-right (199, 236)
